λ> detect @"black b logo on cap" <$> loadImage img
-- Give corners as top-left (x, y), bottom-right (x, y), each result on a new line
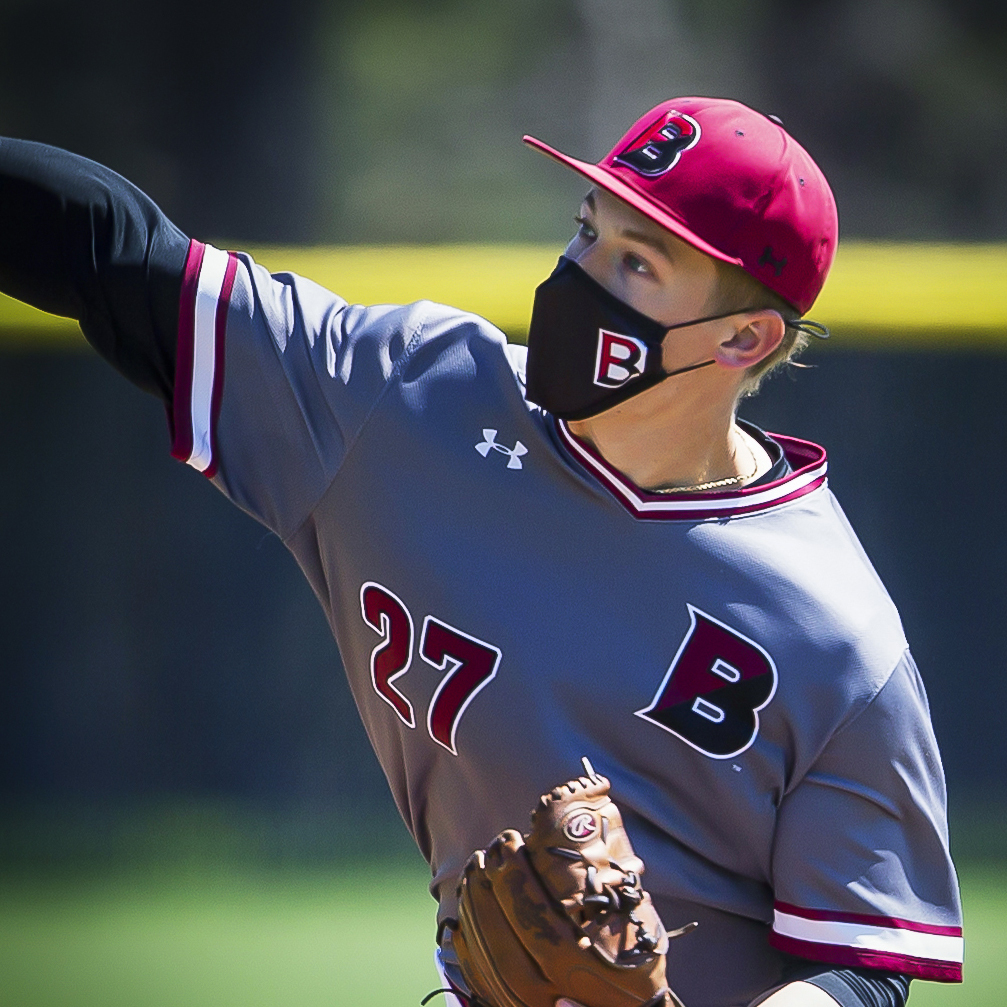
top-left (614, 112), bottom-right (701, 177)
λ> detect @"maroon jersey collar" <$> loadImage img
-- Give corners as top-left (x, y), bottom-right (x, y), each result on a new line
top-left (555, 418), bottom-right (828, 521)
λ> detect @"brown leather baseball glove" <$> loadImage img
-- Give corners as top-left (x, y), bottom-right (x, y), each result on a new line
top-left (449, 759), bottom-right (695, 1007)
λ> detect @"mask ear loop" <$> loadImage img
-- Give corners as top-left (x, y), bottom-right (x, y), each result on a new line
top-left (788, 318), bottom-right (830, 339)
top-left (658, 305), bottom-right (764, 379)
top-left (664, 306), bottom-right (830, 341)
top-left (663, 358), bottom-right (718, 379)
top-left (662, 305), bottom-right (765, 332)
top-left (659, 315), bottom-right (830, 379)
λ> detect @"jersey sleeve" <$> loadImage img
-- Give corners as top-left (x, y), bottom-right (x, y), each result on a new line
top-left (769, 652), bottom-right (963, 983)
top-left (169, 240), bottom-right (450, 539)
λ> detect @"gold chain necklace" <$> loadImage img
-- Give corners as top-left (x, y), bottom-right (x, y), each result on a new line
top-left (651, 434), bottom-right (759, 494)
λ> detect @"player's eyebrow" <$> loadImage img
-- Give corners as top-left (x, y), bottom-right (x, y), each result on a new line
top-left (581, 190), bottom-right (674, 264)
top-left (620, 228), bottom-right (674, 263)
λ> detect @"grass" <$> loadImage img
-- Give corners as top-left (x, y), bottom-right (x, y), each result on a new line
top-left (0, 860), bottom-right (1001, 1006)
top-left (0, 860), bottom-right (437, 1007)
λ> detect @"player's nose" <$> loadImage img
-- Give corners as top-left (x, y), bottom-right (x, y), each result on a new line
top-left (565, 239), bottom-right (615, 298)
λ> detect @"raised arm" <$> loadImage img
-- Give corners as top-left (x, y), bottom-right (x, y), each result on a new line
top-left (0, 138), bottom-right (189, 402)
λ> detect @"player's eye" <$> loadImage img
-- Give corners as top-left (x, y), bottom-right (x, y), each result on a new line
top-left (573, 215), bottom-right (597, 241)
top-left (623, 252), bottom-right (651, 277)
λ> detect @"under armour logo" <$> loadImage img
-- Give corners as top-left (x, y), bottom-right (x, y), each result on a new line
top-left (475, 429), bottom-right (528, 470)
top-left (758, 245), bottom-right (787, 277)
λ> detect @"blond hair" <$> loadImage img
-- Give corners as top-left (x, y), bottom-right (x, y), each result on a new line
top-left (708, 261), bottom-right (810, 396)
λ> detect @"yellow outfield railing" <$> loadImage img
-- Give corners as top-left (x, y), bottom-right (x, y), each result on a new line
top-left (1, 241), bottom-right (1004, 348)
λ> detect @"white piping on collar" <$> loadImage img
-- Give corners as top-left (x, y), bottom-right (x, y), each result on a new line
top-left (555, 418), bottom-right (828, 521)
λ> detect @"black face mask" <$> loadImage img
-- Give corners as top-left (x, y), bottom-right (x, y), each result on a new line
top-left (525, 257), bottom-right (775, 420)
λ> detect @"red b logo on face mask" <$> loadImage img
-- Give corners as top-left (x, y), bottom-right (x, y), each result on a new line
top-left (594, 329), bottom-right (649, 388)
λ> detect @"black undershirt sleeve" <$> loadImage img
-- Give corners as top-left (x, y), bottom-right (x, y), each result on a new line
top-left (777, 955), bottom-right (912, 1007)
top-left (804, 967), bottom-right (911, 1007)
top-left (0, 137), bottom-right (189, 403)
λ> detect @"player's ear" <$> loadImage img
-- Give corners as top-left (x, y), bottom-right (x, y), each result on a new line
top-left (715, 311), bottom-right (786, 370)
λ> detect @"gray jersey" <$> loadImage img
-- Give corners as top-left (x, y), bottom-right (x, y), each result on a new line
top-left (170, 243), bottom-right (962, 1007)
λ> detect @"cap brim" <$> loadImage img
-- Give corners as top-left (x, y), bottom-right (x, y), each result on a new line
top-left (522, 134), bottom-right (744, 269)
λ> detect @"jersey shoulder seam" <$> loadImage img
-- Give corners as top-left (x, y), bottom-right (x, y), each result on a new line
top-left (828, 646), bottom-right (911, 744)
top-left (781, 647), bottom-right (912, 798)
top-left (278, 316), bottom-right (428, 546)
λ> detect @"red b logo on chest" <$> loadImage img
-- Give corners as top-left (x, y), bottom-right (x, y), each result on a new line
top-left (636, 605), bottom-right (777, 758)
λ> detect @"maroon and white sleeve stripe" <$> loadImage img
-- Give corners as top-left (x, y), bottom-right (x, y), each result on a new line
top-left (170, 240), bottom-right (239, 478)
top-left (770, 901), bottom-right (963, 982)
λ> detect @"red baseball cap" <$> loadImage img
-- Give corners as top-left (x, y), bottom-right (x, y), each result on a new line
top-left (523, 97), bottom-right (838, 315)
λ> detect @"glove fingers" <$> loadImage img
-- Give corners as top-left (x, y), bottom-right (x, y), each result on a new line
top-left (457, 840), bottom-right (557, 1007)
top-left (452, 766), bottom-right (692, 1007)
top-left (528, 780), bottom-right (643, 904)
top-left (484, 833), bottom-right (652, 1006)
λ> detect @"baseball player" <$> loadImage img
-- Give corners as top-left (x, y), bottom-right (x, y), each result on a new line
top-left (0, 97), bottom-right (962, 1007)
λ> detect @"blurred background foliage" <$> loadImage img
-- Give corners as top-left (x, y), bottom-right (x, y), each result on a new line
top-left (1, 0), bottom-right (1005, 245)
top-left (0, 2), bottom-right (1006, 1003)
